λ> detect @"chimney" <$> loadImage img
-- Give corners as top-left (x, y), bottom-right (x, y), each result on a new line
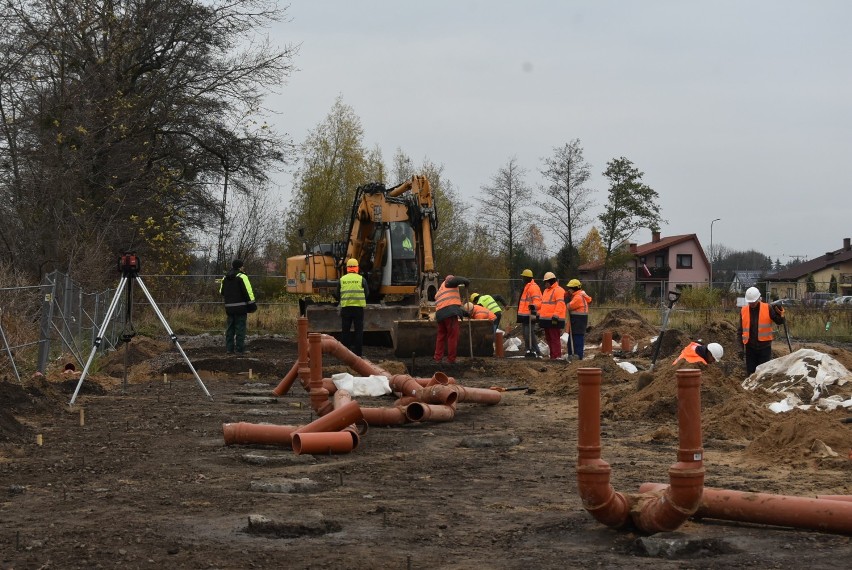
top-left (826, 251), bottom-right (834, 261)
top-left (629, 243), bottom-right (637, 253)
top-left (652, 231), bottom-right (661, 243)
top-left (845, 237), bottom-right (851, 251)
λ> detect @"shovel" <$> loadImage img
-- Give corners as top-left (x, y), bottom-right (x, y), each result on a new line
top-left (648, 290), bottom-right (681, 372)
top-left (525, 308), bottom-right (538, 358)
top-left (770, 300), bottom-right (794, 353)
top-left (460, 284), bottom-right (473, 358)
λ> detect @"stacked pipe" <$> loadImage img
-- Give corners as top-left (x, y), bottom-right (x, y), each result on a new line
top-left (229, 317), bottom-right (502, 452)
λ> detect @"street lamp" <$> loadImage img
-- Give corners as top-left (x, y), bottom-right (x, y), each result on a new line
top-left (710, 218), bottom-right (721, 288)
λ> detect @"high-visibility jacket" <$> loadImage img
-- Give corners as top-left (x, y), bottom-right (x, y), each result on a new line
top-left (476, 294), bottom-right (502, 315)
top-left (566, 289), bottom-right (592, 333)
top-left (220, 270), bottom-right (255, 315)
top-left (539, 283), bottom-right (566, 327)
top-left (339, 272), bottom-right (367, 308)
top-left (673, 342), bottom-right (707, 365)
top-left (741, 303), bottom-right (774, 344)
top-left (518, 281), bottom-right (542, 318)
top-left (469, 305), bottom-right (495, 321)
top-left (436, 282), bottom-right (462, 312)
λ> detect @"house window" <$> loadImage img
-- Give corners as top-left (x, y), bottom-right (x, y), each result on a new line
top-left (655, 255), bottom-right (665, 268)
top-left (786, 287), bottom-right (793, 298)
top-left (676, 254), bottom-right (692, 269)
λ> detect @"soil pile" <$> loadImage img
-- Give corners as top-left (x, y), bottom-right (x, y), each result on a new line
top-left (587, 308), bottom-right (659, 344)
top-left (746, 410), bottom-right (852, 462)
top-left (0, 376), bottom-right (65, 442)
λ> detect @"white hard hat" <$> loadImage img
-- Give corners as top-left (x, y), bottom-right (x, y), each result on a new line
top-left (745, 287), bottom-right (761, 303)
top-left (707, 343), bottom-right (723, 362)
top-left (543, 271), bottom-right (556, 281)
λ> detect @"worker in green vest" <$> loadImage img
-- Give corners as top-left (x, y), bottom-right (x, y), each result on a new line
top-left (470, 291), bottom-right (507, 333)
top-left (336, 258), bottom-right (369, 356)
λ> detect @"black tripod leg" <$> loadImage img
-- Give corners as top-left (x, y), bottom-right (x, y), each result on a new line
top-left (70, 276), bottom-right (129, 405)
top-left (135, 277), bottom-right (213, 400)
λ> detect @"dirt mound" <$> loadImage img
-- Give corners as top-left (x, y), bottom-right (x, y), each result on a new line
top-left (100, 337), bottom-right (173, 376)
top-left (691, 320), bottom-right (741, 362)
top-left (0, 377), bottom-right (68, 441)
top-left (587, 308), bottom-right (659, 344)
top-left (745, 410), bottom-right (852, 462)
top-left (637, 328), bottom-right (690, 360)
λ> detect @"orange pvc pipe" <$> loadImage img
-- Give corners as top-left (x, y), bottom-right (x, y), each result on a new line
top-left (405, 402), bottom-right (456, 422)
top-left (633, 368), bottom-right (705, 533)
top-left (361, 406), bottom-right (409, 426)
top-left (298, 317), bottom-right (311, 388)
top-left (222, 422), bottom-right (297, 446)
top-left (309, 333), bottom-right (333, 415)
top-left (447, 385), bottom-right (502, 405)
top-left (272, 362), bottom-right (299, 396)
top-left (495, 330), bottom-right (504, 358)
top-left (601, 331), bottom-right (612, 354)
top-left (576, 367), bottom-right (632, 528)
top-left (292, 431), bottom-right (357, 455)
top-left (817, 495), bottom-right (852, 502)
top-left (292, 400), bottom-right (364, 435)
top-left (641, 483), bottom-right (852, 535)
top-left (621, 334), bottom-right (632, 352)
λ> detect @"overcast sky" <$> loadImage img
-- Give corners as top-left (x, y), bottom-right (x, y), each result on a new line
top-left (265, 1), bottom-right (850, 264)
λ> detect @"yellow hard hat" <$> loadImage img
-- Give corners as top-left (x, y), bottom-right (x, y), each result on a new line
top-left (543, 271), bottom-right (556, 281)
top-left (521, 269), bottom-right (534, 278)
top-left (567, 279), bottom-right (581, 289)
top-left (346, 258), bottom-right (359, 267)
top-left (470, 293), bottom-right (480, 303)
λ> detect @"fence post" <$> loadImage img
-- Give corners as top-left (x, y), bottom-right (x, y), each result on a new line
top-left (36, 271), bottom-right (58, 373)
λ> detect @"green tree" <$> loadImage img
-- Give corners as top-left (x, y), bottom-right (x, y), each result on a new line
top-left (806, 273), bottom-right (816, 293)
top-left (598, 157), bottom-right (663, 301)
top-left (283, 97), bottom-right (369, 254)
top-left (539, 139), bottom-right (595, 270)
top-left (830, 274), bottom-right (838, 294)
top-left (478, 157), bottom-right (532, 278)
top-left (0, 0), bottom-right (295, 284)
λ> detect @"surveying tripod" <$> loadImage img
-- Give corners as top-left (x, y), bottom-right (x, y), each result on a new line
top-left (69, 253), bottom-right (212, 405)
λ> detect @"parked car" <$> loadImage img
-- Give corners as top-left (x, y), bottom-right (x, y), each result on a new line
top-left (829, 295), bottom-right (852, 306)
top-left (805, 293), bottom-right (840, 307)
top-left (775, 298), bottom-right (799, 306)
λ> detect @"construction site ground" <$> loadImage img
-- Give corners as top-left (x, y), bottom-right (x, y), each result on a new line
top-left (3, 310), bottom-right (852, 569)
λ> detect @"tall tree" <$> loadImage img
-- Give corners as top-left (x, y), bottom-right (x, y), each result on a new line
top-left (0, 0), bottom-right (295, 284)
top-left (598, 157), bottom-right (663, 299)
top-left (283, 97), bottom-right (369, 254)
top-left (478, 157), bottom-right (531, 279)
top-left (539, 139), bottom-right (595, 271)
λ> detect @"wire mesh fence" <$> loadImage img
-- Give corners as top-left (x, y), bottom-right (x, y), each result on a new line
top-left (1, 272), bottom-right (849, 382)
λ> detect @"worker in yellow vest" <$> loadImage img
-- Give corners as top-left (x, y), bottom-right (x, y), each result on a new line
top-left (336, 258), bottom-right (369, 356)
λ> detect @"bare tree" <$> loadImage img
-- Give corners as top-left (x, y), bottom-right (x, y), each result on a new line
top-left (539, 139), bottom-right (595, 272)
top-left (0, 0), bottom-right (296, 283)
top-left (478, 157), bottom-right (532, 278)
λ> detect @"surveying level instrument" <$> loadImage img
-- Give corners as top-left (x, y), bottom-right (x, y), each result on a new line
top-left (70, 253), bottom-right (213, 405)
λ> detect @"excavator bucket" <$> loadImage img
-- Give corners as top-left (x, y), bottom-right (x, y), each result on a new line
top-left (392, 319), bottom-right (495, 358)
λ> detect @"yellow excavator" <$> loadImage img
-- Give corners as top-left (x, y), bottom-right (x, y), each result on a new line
top-left (285, 175), bottom-right (493, 356)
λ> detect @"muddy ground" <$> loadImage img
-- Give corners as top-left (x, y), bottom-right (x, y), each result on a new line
top-left (2, 313), bottom-right (852, 569)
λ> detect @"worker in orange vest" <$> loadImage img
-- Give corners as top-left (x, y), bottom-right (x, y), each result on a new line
top-left (539, 272), bottom-right (566, 359)
top-left (433, 274), bottom-right (471, 364)
top-left (463, 302), bottom-right (495, 321)
top-left (517, 269), bottom-right (543, 357)
top-left (673, 341), bottom-right (724, 366)
top-left (565, 279), bottom-right (592, 360)
top-left (737, 286), bottom-right (785, 374)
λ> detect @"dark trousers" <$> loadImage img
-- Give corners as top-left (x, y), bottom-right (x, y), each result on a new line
top-left (340, 306), bottom-right (365, 356)
top-left (493, 311), bottom-right (502, 333)
top-left (225, 314), bottom-right (247, 353)
top-left (745, 343), bottom-right (772, 374)
top-left (570, 333), bottom-right (585, 359)
top-left (520, 320), bottom-right (540, 354)
top-left (434, 316), bottom-right (460, 363)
